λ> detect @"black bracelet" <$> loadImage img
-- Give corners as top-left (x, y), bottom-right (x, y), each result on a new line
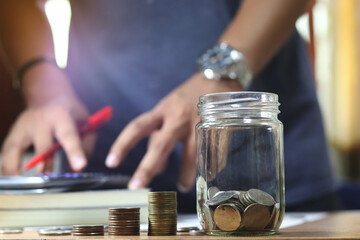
top-left (12, 57), bottom-right (58, 93)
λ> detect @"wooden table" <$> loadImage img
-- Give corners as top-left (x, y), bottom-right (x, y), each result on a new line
top-left (1, 211), bottom-right (359, 239)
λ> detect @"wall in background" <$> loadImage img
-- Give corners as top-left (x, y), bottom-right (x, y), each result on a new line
top-left (313, 0), bottom-right (360, 180)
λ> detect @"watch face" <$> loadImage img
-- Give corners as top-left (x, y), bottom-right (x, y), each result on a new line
top-left (199, 43), bottom-right (241, 73)
top-left (198, 43), bottom-right (253, 87)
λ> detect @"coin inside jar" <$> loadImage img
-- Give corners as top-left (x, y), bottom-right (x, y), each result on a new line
top-left (213, 203), bottom-right (242, 231)
top-left (247, 189), bottom-right (275, 206)
top-left (207, 191), bottom-right (239, 206)
top-left (242, 203), bottom-right (271, 230)
top-left (266, 202), bottom-right (280, 228)
top-left (202, 203), bottom-right (215, 230)
top-left (199, 188), bottom-right (279, 233)
top-left (207, 186), bottom-right (220, 199)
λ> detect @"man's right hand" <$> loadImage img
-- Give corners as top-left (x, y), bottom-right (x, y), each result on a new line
top-left (1, 98), bottom-right (94, 176)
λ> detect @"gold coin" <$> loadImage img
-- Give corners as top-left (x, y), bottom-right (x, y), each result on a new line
top-left (242, 203), bottom-right (271, 230)
top-left (213, 203), bottom-right (242, 231)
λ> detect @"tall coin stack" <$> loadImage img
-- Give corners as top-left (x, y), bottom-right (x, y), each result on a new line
top-left (108, 208), bottom-right (140, 236)
top-left (148, 191), bottom-right (177, 236)
top-left (72, 225), bottom-right (104, 236)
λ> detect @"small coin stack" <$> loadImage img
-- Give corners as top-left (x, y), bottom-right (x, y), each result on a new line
top-left (0, 228), bottom-right (23, 234)
top-left (108, 208), bottom-right (140, 236)
top-left (72, 225), bottom-right (104, 236)
top-left (148, 191), bottom-right (177, 236)
top-left (204, 188), bottom-right (279, 232)
top-left (38, 227), bottom-right (72, 236)
top-left (39, 229), bottom-right (72, 236)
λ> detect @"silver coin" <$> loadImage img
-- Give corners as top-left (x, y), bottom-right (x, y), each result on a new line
top-left (0, 228), bottom-right (23, 234)
top-left (242, 192), bottom-right (254, 206)
top-left (196, 176), bottom-right (207, 200)
top-left (227, 199), bottom-right (246, 213)
top-left (196, 176), bottom-right (207, 219)
top-left (207, 190), bottom-right (238, 205)
top-left (177, 227), bottom-right (200, 232)
top-left (73, 232), bottom-right (104, 236)
top-left (202, 203), bottom-right (215, 230)
top-left (189, 229), bottom-right (205, 235)
top-left (266, 202), bottom-right (280, 229)
top-left (235, 190), bottom-right (246, 199)
top-left (247, 189), bottom-right (275, 206)
top-left (38, 229), bottom-right (72, 236)
top-left (47, 226), bottom-right (73, 230)
top-left (207, 186), bottom-right (220, 199)
top-left (239, 194), bottom-right (250, 207)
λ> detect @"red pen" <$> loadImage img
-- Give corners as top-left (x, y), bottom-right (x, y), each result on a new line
top-left (23, 105), bottom-right (113, 171)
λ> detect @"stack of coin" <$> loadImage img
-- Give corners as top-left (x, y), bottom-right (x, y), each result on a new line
top-left (108, 208), bottom-right (140, 236)
top-left (72, 225), bottom-right (104, 236)
top-left (148, 191), bottom-right (177, 236)
top-left (204, 188), bottom-right (279, 232)
top-left (0, 228), bottom-right (23, 234)
top-left (38, 226), bottom-right (72, 236)
top-left (39, 229), bottom-right (72, 236)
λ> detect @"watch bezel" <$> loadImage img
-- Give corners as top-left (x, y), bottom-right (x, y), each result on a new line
top-left (197, 43), bottom-right (253, 89)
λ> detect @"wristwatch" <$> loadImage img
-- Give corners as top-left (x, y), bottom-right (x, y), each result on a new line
top-left (197, 42), bottom-right (253, 90)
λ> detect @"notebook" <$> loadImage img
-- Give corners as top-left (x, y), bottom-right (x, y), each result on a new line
top-left (0, 174), bottom-right (149, 227)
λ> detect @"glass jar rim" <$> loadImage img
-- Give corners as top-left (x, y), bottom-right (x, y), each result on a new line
top-left (198, 91), bottom-right (280, 117)
top-left (199, 91), bottom-right (278, 103)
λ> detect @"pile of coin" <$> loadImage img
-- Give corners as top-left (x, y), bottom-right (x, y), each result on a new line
top-left (108, 208), bottom-right (140, 236)
top-left (202, 187), bottom-right (280, 232)
top-left (72, 224), bottom-right (104, 236)
top-left (0, 228), bottom-right (23, 234)
top-left (148, 191), bottom-right (177, 236)
top-left (38, 227), bottom-right (72, 236)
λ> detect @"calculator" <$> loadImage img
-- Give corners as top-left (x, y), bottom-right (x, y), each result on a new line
top-left (0, 172), bottom-right (131, 194)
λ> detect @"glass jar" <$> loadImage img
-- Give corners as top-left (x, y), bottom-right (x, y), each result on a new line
top-left (196, 92), bottom-right (284, 236)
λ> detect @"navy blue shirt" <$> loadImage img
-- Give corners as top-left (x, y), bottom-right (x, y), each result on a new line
top-left (66, 0), bottom-right (336, 212)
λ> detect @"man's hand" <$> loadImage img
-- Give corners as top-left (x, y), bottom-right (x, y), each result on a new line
top-left (1, 97), bottom-right (95, 176)
top-left (106, 73), bottom-right (242, 192)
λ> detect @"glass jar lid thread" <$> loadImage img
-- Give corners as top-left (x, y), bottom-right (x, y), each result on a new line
top-left (198, 92), bottom-right (280, 118)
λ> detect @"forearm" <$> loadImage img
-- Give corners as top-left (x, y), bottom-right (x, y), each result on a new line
top-left (219, 0), bottom-right (310, 76)
top-left (0, 0), bottom-right (54, 69)
top-left (0, 0), bottom-right (76, 106)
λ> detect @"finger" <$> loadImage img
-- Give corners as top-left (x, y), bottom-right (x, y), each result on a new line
top-left (106, 111), bottom-right (162, 168)
top-left (1, 128), bottom-right (32, 176)
top-left (177, 133), bottom-right (196, 192)
top-left (128, 123), bottom-right (179, 189)
top-left (34, 124), bottom-right (54, 173)
top-left (1, 143), bottom-right (26, 176)
top-left (52, 111), bottom-right (87, 172)
top-left (82, 132), bottom-right (96, 159)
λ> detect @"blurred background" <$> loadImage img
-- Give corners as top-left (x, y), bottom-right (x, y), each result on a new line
top-left (0, 0), bottom-right (359, 207)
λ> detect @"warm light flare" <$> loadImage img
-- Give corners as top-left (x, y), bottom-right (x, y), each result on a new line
top-left (44, 0), bottom-right (71, 69)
